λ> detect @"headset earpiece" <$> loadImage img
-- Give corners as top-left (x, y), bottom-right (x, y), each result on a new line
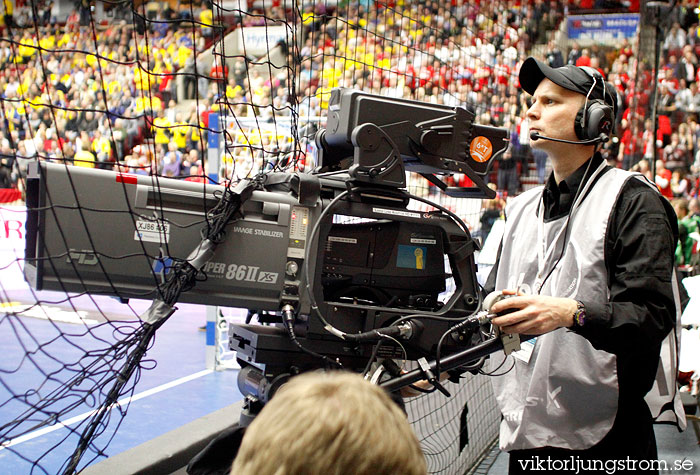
top-left (586, 100), bottom-right (614, 137)
top-left (575, 99), bottom-right (615, 141)
top-left (574, 69), bottom-right (615, 142)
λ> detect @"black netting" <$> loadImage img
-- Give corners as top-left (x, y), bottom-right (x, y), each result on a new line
top-left (0, 1), bottom-right (552, 473)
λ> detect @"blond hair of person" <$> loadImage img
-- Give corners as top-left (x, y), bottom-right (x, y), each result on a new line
top-left (231, 371), bottom-right (427, 475)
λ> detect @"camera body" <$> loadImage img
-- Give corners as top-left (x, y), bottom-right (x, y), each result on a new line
top-left (24, 161), bottom-right (481, 374)
top-left (24, 89), bottom-right (509, 401)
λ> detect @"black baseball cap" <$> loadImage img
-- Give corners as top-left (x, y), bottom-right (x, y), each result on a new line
top-left (519, 57), bottom-right (617, 114)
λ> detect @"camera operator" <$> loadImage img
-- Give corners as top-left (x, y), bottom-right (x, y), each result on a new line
top-left (484, 58), bottom-right (685, 473)
top-left (230, 371), bottom-right (427, 475)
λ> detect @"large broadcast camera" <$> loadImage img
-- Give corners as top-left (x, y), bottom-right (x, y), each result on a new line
top-left (24, 89), bottom-right (511, 416)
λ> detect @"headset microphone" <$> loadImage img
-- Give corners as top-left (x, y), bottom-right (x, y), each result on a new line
top-left (529, 131), bottom-right (608, 145)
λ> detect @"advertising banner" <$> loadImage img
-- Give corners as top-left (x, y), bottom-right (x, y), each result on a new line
top-left (0, 205), bottom-right (27, 291)
top-left (567, 13), bottom-right (640, 42)
top-left (237, 25), bottom-right (289, 56)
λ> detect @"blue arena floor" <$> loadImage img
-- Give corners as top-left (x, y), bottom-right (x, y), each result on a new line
top-left (1, 278), bottom-right (699, 474)
top-left (0, 291), bottom-right (243, 474)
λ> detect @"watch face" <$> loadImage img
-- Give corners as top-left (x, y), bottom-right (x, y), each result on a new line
top-left (574, 302), bottom-right (586, 327)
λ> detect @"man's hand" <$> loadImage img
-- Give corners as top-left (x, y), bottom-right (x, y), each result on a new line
top-left (490, 291), bottom-right (577, 335)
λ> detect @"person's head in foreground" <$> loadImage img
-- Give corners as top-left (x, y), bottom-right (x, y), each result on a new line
top-left (231, 371), bottom-right (427, 475)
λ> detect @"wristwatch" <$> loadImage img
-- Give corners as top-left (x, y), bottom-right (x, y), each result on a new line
top-left (572, 301), bottom-right (586, 328)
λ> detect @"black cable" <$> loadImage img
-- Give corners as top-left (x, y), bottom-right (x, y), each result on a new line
top-left (62, 321), bottom-right (160, 475)
top-left (302, 188), bottom-right (352, 338)
top-left (434, 316), bottom-right (488, 379)
top-left (480, 357), bottom-right (515, 377)
top-left (361, 340), bottom-right (384, 377)
top-left (536, 157), bottom-right (598, 294)
top-left (280, 307), bottom-right (340, 368)
top-left (408, 383), bottom-right (437, 394)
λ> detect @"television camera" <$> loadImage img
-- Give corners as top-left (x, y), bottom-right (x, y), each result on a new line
top-left (24, 89), bottom-right (514, 421)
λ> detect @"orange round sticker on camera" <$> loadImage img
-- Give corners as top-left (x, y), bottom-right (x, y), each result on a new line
top-left (470, 136), bottom-right (493, 163)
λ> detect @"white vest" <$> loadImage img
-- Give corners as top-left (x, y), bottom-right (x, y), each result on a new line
top-left (489, 162), bottom-right (685, 451)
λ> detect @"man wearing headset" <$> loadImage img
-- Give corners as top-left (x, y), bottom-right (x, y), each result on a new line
top-left (485, 57), bottom-right (686, 473)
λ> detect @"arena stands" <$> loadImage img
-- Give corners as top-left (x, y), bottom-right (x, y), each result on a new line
top-left (3, 0), bottom-right (678, 207)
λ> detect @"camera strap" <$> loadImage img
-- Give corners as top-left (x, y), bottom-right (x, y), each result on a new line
top-left (263, 172), bottom-right (321, 206)
top-left (291, 173), bottom-right (321, 206)
top-left (449, 238), bottom-right (478, 262)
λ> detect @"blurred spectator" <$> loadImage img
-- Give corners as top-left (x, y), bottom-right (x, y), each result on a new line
top-left (575, 48), bottom-right (592, 67)
top-left (545, 40), bottom-right (564, 68)
top-left (478, 195), bottom-right (504, 242)
top-left (664, 132), bottom-right (688, 170)
top-left (673, 198), bottom-right (698, 266)
top-left (656, 159), bottom-right (674, 199)
top-left (632, 158), bottom-right (652, 181)
top-left (0, 144), bottom-right (14, 188)
top-left (590, 43), bottom-right (608, 71)
top-left (161, 143), bottom-right (182, 177)
top-left (567, 41), bottom-right (582, 65)
top-left (2, 0), bottom-right (14, 29)
top-left (74, 144), bottom-right (95, 168)
top-left (690, 198), bottom-right (700, 218)
top-left (672, 169), bottom-right (690, 198)
top-left (664, 22), bottom-right (686, 58)
top-left (678, 46), bottom-right (697, 84)
top-left (497, 146), bottom-right (520, 198)
top-left (618, 118), bottom-right (642, 170)
top-left (675, 81), bottom-right (700, 113)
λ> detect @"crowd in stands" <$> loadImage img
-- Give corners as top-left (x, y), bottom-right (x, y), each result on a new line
top-left (2, 0), bottom-right (700, 228)
top-left (0, 0), bottom-right (214, 188)
top-left (0, 0), bottom-right (579, 192)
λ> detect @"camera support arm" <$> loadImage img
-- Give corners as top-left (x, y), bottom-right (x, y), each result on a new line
top-left (380, 331), bottom-right (536, 393)
top-left (348, 123), bottom-right (406, 188)
top-left (380, 336), bottom-right (504, 393)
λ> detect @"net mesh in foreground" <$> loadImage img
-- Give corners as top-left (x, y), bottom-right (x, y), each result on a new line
top-left (0, 0), bottom-right (526, 472)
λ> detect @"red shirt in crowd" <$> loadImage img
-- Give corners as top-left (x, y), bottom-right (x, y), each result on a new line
top-left (620, 127), bottom-right (641, 156)
top-left (656, 167), bottom-right (673, 199)
top-left (575, 55), bottom-right (591, 67)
